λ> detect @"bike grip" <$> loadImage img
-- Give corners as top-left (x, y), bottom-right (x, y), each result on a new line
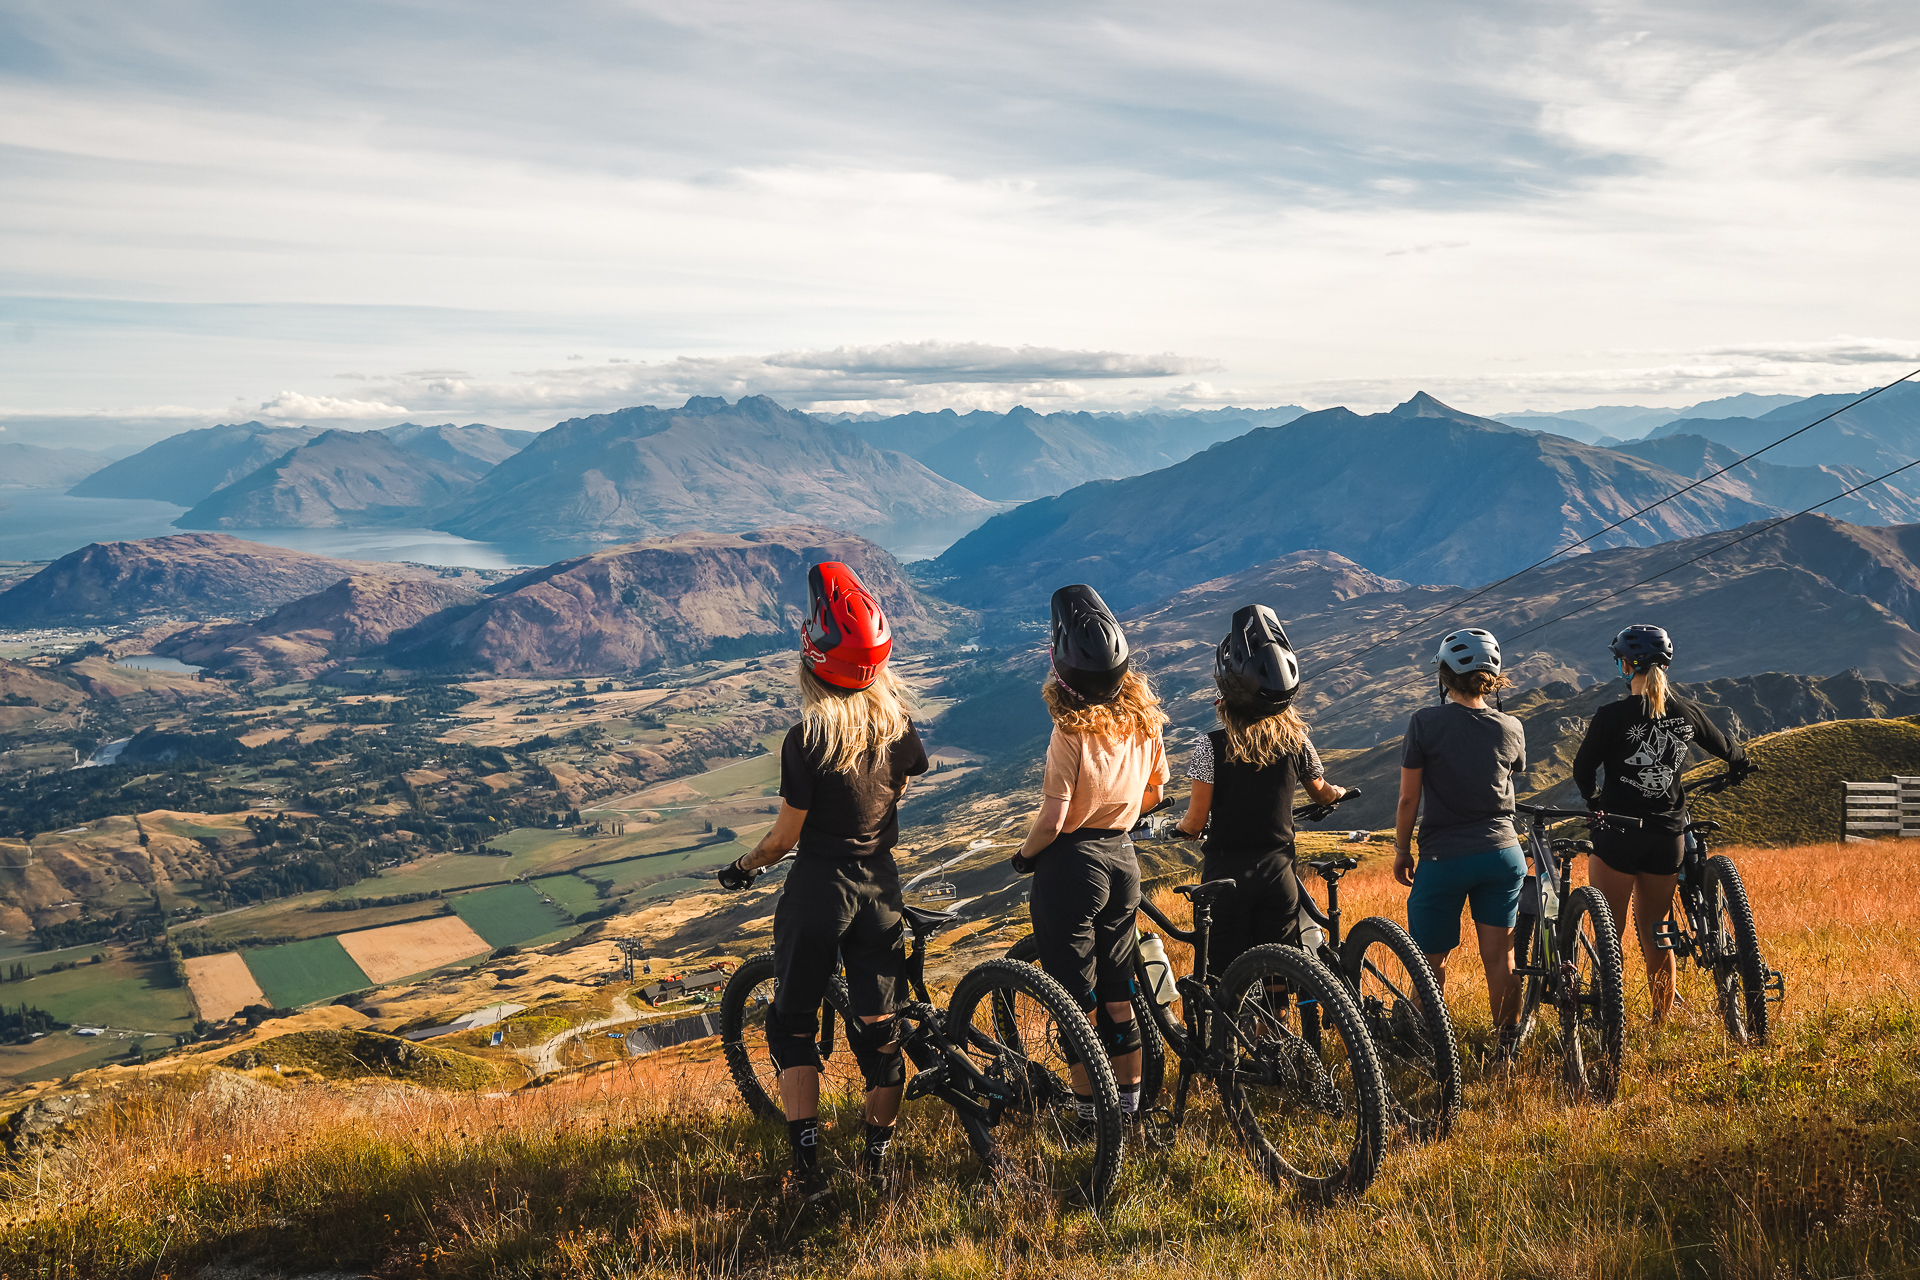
top-left (1603, 814), bottom-right (1643, 829)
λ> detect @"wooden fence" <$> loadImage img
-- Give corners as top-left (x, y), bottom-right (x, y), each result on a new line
top-left (1843, 777), bottom-right (1920, 841)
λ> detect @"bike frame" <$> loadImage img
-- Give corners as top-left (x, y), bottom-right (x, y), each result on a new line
top-left (1514, 806), bottom-right (1597, 1001)
top-left (1651, 778), bottom-right (1787, 1004)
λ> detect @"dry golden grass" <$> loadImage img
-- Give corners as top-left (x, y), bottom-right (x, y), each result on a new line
top-left (1, 840), bottom-right (1916, 1278)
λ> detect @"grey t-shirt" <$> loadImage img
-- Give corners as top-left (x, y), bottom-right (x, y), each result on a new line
top-left (1401, 702), bottom-right (1526, 859)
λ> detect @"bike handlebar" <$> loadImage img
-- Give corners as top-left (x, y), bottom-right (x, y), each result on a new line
top-left (1293, 784), bottom-right (1361, 825)
top-left (1514, 803), bottom-right (1642, 830)
top-left (1683, 761), bottom-right (1759, 797)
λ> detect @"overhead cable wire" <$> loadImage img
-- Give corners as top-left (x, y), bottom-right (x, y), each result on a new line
top-left (1323, 447), bottom-right (1920, 719)
top-left (1300, 369), bottom-right (1920, 683)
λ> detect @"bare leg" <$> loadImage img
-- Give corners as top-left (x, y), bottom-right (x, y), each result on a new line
top-left (1631, 872), bottom-right (1680, 1020)
top-left (1474, 923), bottom-right (1520, 1026)
top-left (1425, 951), bottom-right (1451, 994)
top-left (778, 1063), bottom-right (820, 1121)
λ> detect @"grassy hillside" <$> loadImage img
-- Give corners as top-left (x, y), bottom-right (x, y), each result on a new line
top-left (1686, 715), bottom-right (1920, 846)
top-left (220, 1029), bottom-right (501, 1089)
top-left (0, 837), bottom-right (1914, 1277)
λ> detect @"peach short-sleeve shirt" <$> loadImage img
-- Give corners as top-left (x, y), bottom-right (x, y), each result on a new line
top-left (1042, 727), bottom-right (1171, 833)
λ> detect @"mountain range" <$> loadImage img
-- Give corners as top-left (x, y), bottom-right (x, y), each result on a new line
top-left (1645, 382), bottom-right (1920, 473)
top-left (174, 430), bottom-right (484, 529)
top-left (67, 421), bottom-right (536, 508)
top-left (929, 392), bottom-right (1791, 610)
top-left (834, 405), bottom-right (1306, 500)
top-left (387, 526), bottom-right (942, 676)
top-left (0, 534), bottom-right (448, 626)
top-left (435, 396), bottom-right (998, 550)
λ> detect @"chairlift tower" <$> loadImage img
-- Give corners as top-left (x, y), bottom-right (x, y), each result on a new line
top-left (611, 936), bottom-right (651, 982)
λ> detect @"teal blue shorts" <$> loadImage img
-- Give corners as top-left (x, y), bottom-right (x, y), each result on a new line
top-left (1405, 846), bottom-right (1526, 955)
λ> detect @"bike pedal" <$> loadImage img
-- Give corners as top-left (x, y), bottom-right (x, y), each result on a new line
top-left (1512, 965), bottom-right (1548, 978)
top-left (1763, 969), bottom-right (1786, 1002)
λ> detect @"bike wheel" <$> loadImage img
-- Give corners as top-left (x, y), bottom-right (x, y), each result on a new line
top-left (1210, 944), bottom-right (1387, 1200)
top-left (719, 952), bottom-right (867, 1123)
top-left (947, 957), bottom-right (1124, 1208)
top-left (1513, 911), bottom-right (1546, 1045)
top-left (1003, 933), bottom-right (1169, 1112)
top-left (1558, 887), bottom-right (1626, 1104)
top-left (1703, 855), bottom-right (1770, 1045)
top-left (1339, 916), bottom-right (1461, 1141)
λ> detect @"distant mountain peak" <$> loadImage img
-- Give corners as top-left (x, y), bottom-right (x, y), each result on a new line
top-left (1389, 391), bottom-right (1461, 419)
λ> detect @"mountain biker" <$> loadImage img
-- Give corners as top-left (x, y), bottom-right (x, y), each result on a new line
top-left (1572, 624), bottom-right (1748, 1021)
top-left (1011, 584), bottom-right (1170, 1123)
top-left (1394, 628), bottom-right (1528, 1062)
top-left (716, 562), bottom-right (929, 1200)
top-left (1172, 604), bottom-right (1346, 972)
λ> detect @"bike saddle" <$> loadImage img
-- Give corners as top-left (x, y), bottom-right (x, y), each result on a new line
top-left (1304, 856), bottom-right (1360, 877)
top-left (1177, 880), bottom-right (1237, 904)
top-left (1549, 839), bottom-right (1593, 854)
top-left (901, 903), bottom-right (961, 936)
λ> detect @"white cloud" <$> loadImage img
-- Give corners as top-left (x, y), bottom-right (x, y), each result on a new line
top-left (253, 392), bottom-right (410, 420)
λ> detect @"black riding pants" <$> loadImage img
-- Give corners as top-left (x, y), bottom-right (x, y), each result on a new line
top-left (767, 855), bottom-right (906, 1070)
top-left (1029, 828), bottom-right (1141, 1009)
top-left (1200, 846), bottom-right (1301, 976)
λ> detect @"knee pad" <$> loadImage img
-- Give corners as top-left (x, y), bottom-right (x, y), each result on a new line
top-left (765, 1004), bottom-right (823, 1073)
top-left (1094, 1005), bottom-right (1144, 1057)
top-left (853, 1037), bottom-right (906, 1091)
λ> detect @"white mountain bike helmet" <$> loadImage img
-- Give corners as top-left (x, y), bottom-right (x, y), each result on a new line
top-left (1434, 629), bottom-right (1503, 675)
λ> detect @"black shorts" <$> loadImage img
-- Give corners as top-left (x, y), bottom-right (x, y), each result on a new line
top-left (1029, 828), bottom-right (1141, 1008)
top-left (1200, 846), bottom-right (1301, 974)
top-left (771, 855), bottom-right (907, 1039)
top-left (1591, 824), bottom-right (1685, 877)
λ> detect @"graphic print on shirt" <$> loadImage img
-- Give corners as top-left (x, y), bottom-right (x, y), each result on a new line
top-left (1621, 716), bottom-right (1695, 797)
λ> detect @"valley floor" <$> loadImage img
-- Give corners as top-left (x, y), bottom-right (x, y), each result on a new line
top-left (0, 839), bottom-right (1915, 1278)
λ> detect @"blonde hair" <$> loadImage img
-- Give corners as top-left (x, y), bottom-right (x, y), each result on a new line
top-left (1042, 669), bottom-right (1169, 741)
top-left (1217, 701), bottom-right (1310, 768)
top-left (1439, 666), bottom-right (1514, 699)
top-left (1639, 664), bottom-right (1670, 719)
top-left (797, 662), bottom-right (912, 774)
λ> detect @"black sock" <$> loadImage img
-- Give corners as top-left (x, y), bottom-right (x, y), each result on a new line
top-left (862, 1122), bottom-right (895, 1166)
top-left (787, 1117), bottom-right (820, 1171)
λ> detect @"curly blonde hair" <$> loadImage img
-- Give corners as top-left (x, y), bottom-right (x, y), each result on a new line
top-left (1042, 669), bottom-right (1168, 741)
top-left (1217, 700), bottom-right (1311, 768)
top-left (797, 661), bottom-right (913, 774)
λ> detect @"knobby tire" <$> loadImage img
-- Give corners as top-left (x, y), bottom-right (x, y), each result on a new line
top-left (1704, 855), bottom-right (1770, 1045)
top-left (1559, 887), bottom-right (1626, 1104)
top-left (1338, 915), bottom-right (1461, 1141)
top-left (719, 952), bottom-right (865, 1122)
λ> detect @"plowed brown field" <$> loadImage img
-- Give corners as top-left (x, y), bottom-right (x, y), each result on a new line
top-left (336, 915), bottom-right (490, 984)
top-left (183, 952), bottom-right (265, 1021)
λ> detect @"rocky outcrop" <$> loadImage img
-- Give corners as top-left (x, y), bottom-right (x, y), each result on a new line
top-left (392, 526), bottom-right (944, 676)
top-left (0, 534), bottom-right (438, 626)
top-left (436, 396), bottom-right (998, 549)
top-left (154, 575), bottom-right (485, 683)
top-left (175, 430), bottom-right (479, 528)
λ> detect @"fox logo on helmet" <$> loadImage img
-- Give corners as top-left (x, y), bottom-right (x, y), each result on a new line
top-left (802, 562), bottom-right (892, 690)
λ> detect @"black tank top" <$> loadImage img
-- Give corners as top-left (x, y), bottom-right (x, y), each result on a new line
top-left (1201, 729), bottom-right (1303, 862)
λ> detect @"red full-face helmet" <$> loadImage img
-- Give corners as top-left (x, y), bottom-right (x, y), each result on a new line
top-left (801, 562), bottom-right (892, 690)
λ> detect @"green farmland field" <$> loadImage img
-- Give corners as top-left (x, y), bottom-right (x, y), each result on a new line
top-left (531, 875), bottom-right (605, 915)
top-left (242, 938), bottom-right (373, 1008)
top-left (596, 839), bottom-right (746, 897)
top-left (451, 885), bottom-right (576, 948)
top-left (11, 957), bottom-right (194, 1032)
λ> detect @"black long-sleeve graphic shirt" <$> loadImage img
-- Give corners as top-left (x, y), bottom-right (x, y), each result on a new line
top-left (1571, 693), bottom-right (1745, 834)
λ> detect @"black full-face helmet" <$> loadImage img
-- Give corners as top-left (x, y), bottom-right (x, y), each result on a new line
top-left (1215, 604), bottom-right (1301, 715)
top-left (1050, 584), bottom-right (1129, 704)
top-left (1610, 624), bottom-right (1673, 670)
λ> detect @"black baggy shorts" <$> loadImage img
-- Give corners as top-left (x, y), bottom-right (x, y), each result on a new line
top-left (1200, 845), bottom-right (1302, 975)
top-left (1029, 828), bottom-right (1141, 1009)
top-left (1591, 823), bottom-right (1686, 877)
top-left (769, 855), bottom-right (907, 1055)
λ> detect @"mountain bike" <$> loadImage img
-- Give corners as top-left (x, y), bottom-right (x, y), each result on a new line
top-left (1291, 791), bottom-right (1462, 1141)
top-left (1650, 766), bottom-right (1786, 1044)
top-left (720, 897), bottom-right (1126, 1206)
top-left (1510, 803), bottom-right (1635, 1103)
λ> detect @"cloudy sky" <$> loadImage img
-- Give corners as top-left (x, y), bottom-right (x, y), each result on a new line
top-left (3, 0), bottom-right (1918, 446)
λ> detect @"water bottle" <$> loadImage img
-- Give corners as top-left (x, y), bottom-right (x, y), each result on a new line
top-left (1137, 931), bottom-right (1176, 1005)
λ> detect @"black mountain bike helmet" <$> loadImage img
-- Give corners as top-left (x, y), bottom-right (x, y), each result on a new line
top-left (1215, 604), bottom-right (1301, 714)
top-left (1050, 584), bottom-right (1129, 704)
top-left (1610, 624), bottom-right (1673, 670)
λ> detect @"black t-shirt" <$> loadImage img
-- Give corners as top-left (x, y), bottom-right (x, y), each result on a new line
top-left (1199, 729), bottom-right (1317, 861)
top-left (1572, 693), bottom-right (1743, 833)
top-left (1401, 702), bottom-right (1527, 858)
top-left (779, 721), bottom-right (929, 860)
